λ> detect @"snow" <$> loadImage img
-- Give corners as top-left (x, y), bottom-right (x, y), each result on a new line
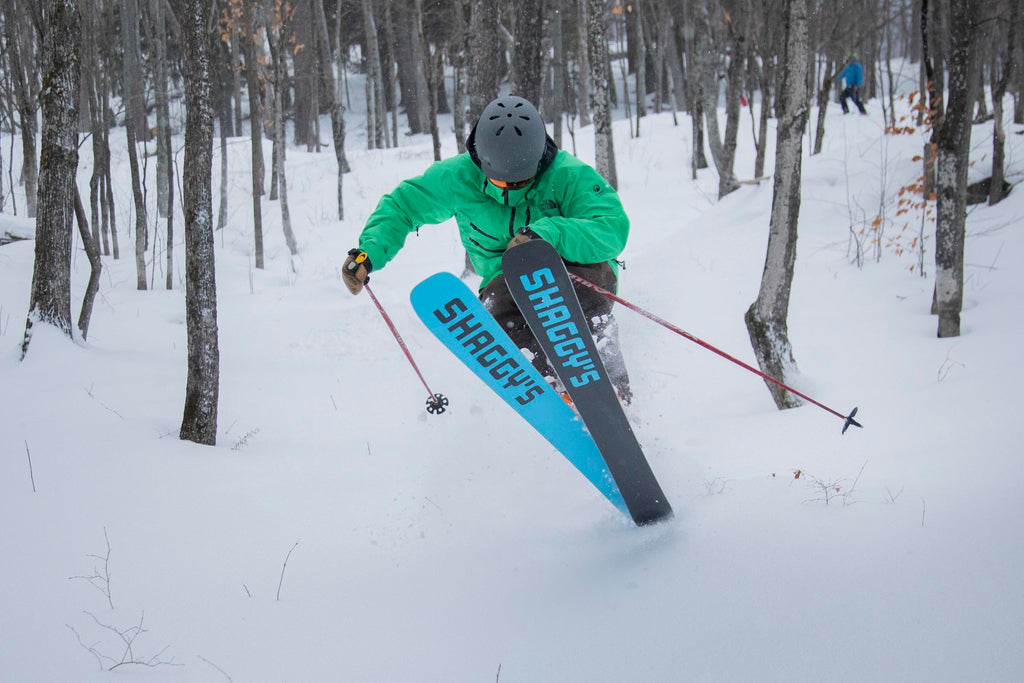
top-left (2, 74), bottom-right (1023, 681)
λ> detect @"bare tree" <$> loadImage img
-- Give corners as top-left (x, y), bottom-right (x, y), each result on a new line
top-left (988, 0), bottom-right (1016, 206)
top-left (3, 0), bottom-right (39, 217)
top-left (587, 0), bottom-right (617, 188)
top-left (180, 0), bottom-right (220, 445)
top-left (414, 0), bottom-right (442, 161)
top-left (450, 0), bottom-right (469, 152)
top-left (361, 0), bottom-right (386, 149)
top-left (920, 0), bottom-right (946, 198)
top-left (312, 0), bottom-right (349, 219)
top-left (513, 0), bottom-right (544, 105)
top-left (467, 0), bottom-right (500, 124)
top-left (744, 0), bottom-right (809, 410)
top-left (22, 0), bottom-right (81, 358)
top-left (74, 188), bottom-right (101, 339)
top-left (241, 0), bottom-right (265, 268)
top-left (119, 0), bottom-right (149, 289)
top-left (147, 0), bottom-right (174, 288)
top-left (266, 0), bottom-right (298, 256)
top-left (933, 0), bottom-right (977, 339)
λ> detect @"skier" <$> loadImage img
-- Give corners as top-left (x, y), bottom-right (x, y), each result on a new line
top-left (343, 95), bottom-right (633, 403)
top-left (839, 53), bottom-right (868, 115)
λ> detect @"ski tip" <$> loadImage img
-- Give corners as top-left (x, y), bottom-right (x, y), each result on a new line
top-left (841, 406), bottom-right (863, 434)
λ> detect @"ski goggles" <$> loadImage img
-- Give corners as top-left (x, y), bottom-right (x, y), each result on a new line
top-left (488, 176), bottom-right (534, 191)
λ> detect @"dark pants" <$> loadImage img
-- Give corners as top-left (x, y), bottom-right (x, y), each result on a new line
top-left (840, 85), bottom-right (867, 115)
top-left (480, 261), bottom-right (633, 403)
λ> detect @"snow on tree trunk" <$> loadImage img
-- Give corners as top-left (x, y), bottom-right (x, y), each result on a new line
top-left (587, 0), bottom-right (617, 189)
top-left (933, 0), bottom-right (977, 339)
top-left (180, 0), bottom-right (220, 446)
top-left (22, 0), bottom-right (81, 358)
top-left (744, 0), bottom-right (808, 411)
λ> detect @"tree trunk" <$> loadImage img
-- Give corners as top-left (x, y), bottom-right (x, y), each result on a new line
top-left (362, 0), bottom-right (386, 149)
top-left (180, 0), bottom-right (220, 446)
top-left (921, 0), bottom-right (945, 199)
top-left (120, 0), bottom-right (150, 139)
top-left (230, 19), bottom-right (245, 136)
top-left (291, 0), bottom-right (314, 148)
top-left (587, 0), bottom-right (617, 189)
top-left (451, 0), bottom-right (469, 152)
top-left (634, 0), bottom-right (647, 126)
top-left (148, 0), bottom-right (172, 220)
top-left (74, 187), bottom-right (101, 339)
top-left (753, 58), bottom-right (773, 180)
top-left (717, 2), bottom-right (745, 198)
top-left (267, 17), bottom-right (298, 256)
top-left (933, 0), bottom-right (977, 339)
top-left (575, 0), bottom-right (591, 128)
top-left (812, 55), bottom-right (837, 156)
top-left (119, 0), bottom-right (149, 289)
top-left (744, 0), bottom-right (809, 410)
top-left (467, 0), bottom-right (500, 124)
top-left (3, 0), bottom-right (39, 217)
top-left (989, 0), bottom-right (1017, 206)
top-left (22, 0), bottom-right (81, 358)
top-left (513, 0), bottom-right (544, 105)
top-left (312, 0), bottom-right (348, 222)
top-left (414, 0), bottom-right (441, 161)
top-left (242, 0), bottom-right (264, 269)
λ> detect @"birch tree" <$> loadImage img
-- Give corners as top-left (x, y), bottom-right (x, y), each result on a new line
top-left (587, 0), bottom-right (617, 189)
top-left (22, 0), bottom-right (81, 358)
top-left (180, 0), bottom-right (220, 445)
top-left (933, 0), bottom-right (977, 338)
top-left (744, 0), bottom-right (808, 410)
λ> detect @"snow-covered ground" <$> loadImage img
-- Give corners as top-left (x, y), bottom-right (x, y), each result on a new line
top-left (2, 74), bottom-right (1022, 681)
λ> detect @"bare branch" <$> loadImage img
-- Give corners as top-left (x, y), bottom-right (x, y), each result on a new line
top-left (276, 541), bottom-right (300, 601)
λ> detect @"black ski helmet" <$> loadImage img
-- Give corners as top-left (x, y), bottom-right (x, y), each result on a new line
top-left (473, 96), bottom-right (546, 183)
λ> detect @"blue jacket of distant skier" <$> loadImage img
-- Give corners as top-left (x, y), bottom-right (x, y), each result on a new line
top-left (841, 61), bottom-right (863, 88)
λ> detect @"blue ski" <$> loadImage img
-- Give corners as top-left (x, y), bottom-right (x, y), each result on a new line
top-left (410, 272), bottom-right (628, 518)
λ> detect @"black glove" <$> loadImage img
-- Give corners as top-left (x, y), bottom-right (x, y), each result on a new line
top-left (342, 249), bottom-right (372, 295)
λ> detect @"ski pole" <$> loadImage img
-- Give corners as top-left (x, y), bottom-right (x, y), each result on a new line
top-left (567, 273), bottom-right (862, 434)
top-left (364, 284), bottom-right (449, 415)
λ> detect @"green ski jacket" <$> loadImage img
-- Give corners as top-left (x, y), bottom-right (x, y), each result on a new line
top-left (357, 141), bottom-right (629, 290)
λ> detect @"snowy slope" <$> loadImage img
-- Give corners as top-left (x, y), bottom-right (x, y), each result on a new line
top-left (1, 81), bottom-right (1022, 681)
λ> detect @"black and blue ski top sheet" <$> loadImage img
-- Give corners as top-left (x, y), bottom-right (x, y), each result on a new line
top-left (411, 272), bottom-right (629, 518)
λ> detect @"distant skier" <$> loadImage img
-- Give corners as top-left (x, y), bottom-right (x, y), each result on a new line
top-left (839, 53), bottom-right (868, 115)
top-left (343, 95), bottom-right (633, 403)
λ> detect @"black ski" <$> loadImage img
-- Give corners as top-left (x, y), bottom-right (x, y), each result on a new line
top-left (502, 239), bottom-right (673, 525)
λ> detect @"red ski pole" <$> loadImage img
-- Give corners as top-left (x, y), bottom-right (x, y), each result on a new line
top-left (567, 273), bottom-right (862, 433)
top-left (364, 284), bottom-right (448, 415)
